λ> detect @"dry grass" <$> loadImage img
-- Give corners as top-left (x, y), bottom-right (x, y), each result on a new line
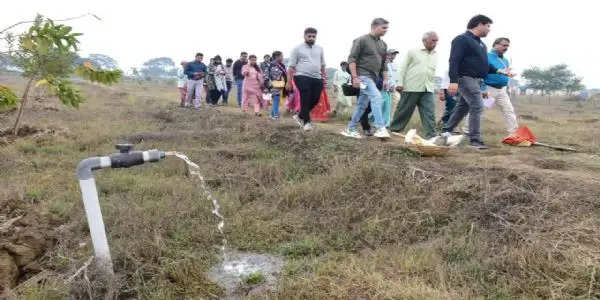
top-left (1, 73), bottom-right (599, 299)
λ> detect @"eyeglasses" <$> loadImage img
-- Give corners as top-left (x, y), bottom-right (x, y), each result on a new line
top-left (499, 44), bottom-right (510, 47)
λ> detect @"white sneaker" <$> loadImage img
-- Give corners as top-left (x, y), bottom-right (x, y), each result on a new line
top-left (461, 125), bottom-right (470, 135)
top-left (303, 122), bottom-right (314, 131)
top-left (373, 127), bottom-right (390, 139)
top-left (340, 128), bottom-right (362, 139)
top-left (292, 115), bottom-right (303, 127)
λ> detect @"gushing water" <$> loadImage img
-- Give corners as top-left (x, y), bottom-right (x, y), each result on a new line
top-left (165, 151), bottom-right (283, 296)
top-left (165, 151), bottom-right (227, 256)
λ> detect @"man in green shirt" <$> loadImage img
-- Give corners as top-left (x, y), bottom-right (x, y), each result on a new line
top-left (340, 18), bottom-right (391, 139)
top-left (390, 31), bottom-right (439, 138)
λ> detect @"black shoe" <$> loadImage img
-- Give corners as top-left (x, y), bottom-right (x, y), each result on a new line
top-left (469, 140), bottom-right (489, 150)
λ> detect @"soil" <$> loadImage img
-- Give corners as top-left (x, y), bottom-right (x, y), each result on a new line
top-left (0, 213), bottom-right (55, 289)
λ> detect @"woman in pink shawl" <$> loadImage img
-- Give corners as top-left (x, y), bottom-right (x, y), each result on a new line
top-left (241, 55), bottom-right (265, 116)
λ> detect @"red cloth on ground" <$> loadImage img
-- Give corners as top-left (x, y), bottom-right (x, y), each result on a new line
top-left (502, 126), bottom-right (537, 146)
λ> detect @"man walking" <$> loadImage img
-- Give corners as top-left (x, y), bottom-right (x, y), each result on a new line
top-left (389, 32), bottom-right (439, 138)
top-left (184, 53), bottom-right (207, 109)
top-left (233, 52), bottom-right (248, 107)
top-left (441, 15), bottom-right (510, 149)
top-left (287, 27), bottom-right (326, 131)
top-left (438, 69), bottom-right (457, 128)
top-left (341, 18), bottom-right (391, 139)
top-left (482, 37), bottom-right (518, 133)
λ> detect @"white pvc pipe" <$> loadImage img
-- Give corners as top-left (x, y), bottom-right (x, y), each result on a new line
top-left (78, 177), bottom-right (113, 273)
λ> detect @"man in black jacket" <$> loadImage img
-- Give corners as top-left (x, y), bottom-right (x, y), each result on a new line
top-left (441, 15), bottom-right (509, 149)
top-left (232, 52), bottom-right (248, 107)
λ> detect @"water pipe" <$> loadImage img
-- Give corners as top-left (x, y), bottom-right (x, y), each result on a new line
top-left (76, 143), bottom-right (165, 273)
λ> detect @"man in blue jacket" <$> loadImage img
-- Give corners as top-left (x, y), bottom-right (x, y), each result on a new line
top-left (184, 53), bottom-right (207, 109)
top-left (441, 15), bottom-right (510, 149)
top-left (482, 37), bottom-right (518, 134)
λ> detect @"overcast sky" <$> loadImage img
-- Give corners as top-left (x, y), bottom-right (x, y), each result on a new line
top-left (2, 0), bottom-right (598, 87)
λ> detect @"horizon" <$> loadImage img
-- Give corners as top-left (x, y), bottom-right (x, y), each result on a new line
top-left (2, 0), bottom-right (598, 88)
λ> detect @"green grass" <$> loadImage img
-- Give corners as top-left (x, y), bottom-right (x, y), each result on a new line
top-left (242, 271), bottom-right (266, 285)
top-left (1, 75), bottom-right (599, 299)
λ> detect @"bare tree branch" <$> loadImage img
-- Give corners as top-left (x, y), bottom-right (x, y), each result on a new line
top-left (1, 13), bottom-right (101, 35)
top-left (65, 256), bottom-right (94, 283)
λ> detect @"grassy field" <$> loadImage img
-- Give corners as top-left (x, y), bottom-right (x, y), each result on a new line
top-left (1, 74), bottom-right (599, 299)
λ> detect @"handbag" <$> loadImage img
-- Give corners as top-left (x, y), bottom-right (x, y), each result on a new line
top-left (272, 80), bottom-right (285, 88)
top-left (342, 74), bottom-right (360, 96)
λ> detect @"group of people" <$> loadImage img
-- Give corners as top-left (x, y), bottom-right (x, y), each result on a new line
top-left (176, 14), bottom-right (519, 149)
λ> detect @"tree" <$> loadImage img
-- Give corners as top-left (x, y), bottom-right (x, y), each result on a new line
top-left (1, 14), bottom-right (122, 135)
top-left (565, 76), bottom-right (585, 96)
top-left (521, 64), bottom-right (577, 96)
top-left (0, 53), bottom-right (15, 70)
top-left (85, 53), bottom-right (119, 70)
top-left (140, 57), bottom-right (176, 78)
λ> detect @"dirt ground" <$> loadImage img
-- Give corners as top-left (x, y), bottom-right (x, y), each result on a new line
top-left (1, 74), bottom-right (599, 299)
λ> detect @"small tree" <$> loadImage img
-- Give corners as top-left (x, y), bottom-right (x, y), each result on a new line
top-left (140, 57), bottom-right (176, 79)
top-left (1, 14), bottom-right (122, 135)
top-left (565, 76), bottom-right (585, 96)
top-left (85, 53), bottom-right (119, 70)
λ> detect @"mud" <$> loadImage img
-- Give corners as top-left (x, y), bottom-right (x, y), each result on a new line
top-left (0, 213), bottom-right (55, 289)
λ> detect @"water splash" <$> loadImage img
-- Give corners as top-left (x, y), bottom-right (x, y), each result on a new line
top-left (165, 151), bottom-right (227, 256)
top-left (166, 151), bottom-right (283, 297)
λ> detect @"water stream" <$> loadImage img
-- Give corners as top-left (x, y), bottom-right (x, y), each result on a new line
top-left (165, 151), bottom-right (228, 257)
top-left (165, 151), bottom-right (283, 297)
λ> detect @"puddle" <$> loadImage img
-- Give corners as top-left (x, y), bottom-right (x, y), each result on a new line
top-left (208, 251), bottom-right (284, 298)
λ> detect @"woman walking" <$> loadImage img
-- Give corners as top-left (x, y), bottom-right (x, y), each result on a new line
top-left (241, 55), bottom-right (265, 116)
top-left (332, 61), bottom-right (354, 116)
top-left (206, 56), bottom-right (228, 106)
top-left (266, 51), bottom-right (287, 120)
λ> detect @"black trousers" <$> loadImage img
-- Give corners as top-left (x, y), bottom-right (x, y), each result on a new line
top-left (294, 75), bottom-right (323, 123)
top-left (208, 89), bottom-right (222, 105)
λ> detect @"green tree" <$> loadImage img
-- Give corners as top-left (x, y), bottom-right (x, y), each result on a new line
top-left (140, 57), bottom-right (176, 79)
top-left (85, 53), bottom-right (119, 70)
top-left (521, 64), bottom-right (578, 96)
top-left (565, 76), bottom-right (585, 96)
top-left (1, 14), bottom-right (122, 135)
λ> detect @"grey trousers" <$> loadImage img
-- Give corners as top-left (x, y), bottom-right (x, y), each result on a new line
top-left (442, 76), bottom-right (484, 142)
top-left (185, 79), bottom-right (203, 108)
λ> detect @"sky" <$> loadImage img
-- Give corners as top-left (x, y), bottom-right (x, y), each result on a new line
top-left (1, 0), bottom-right (598, 87)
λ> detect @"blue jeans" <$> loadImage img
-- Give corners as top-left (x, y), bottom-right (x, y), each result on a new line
top-left (235, 79), bottom-right (244, 106)
top-left (441, 89), bottom-right (457, 126)
top-left (271, 94), bottom-right (280, 118)
top-left (348, 76), bottom-right (385, 130)
top-left (222, 81), bottom-right (232, 104)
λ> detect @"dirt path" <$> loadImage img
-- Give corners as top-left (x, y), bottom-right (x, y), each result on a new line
top-left (211, 105), bottom-right (600, 185)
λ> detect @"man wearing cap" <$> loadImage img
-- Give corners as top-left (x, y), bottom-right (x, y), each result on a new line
top-left (382, 49), bottom-right (399, 126)
top-left (389, 31), bottom-right (439, 138)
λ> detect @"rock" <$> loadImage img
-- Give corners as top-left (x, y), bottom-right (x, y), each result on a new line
top-left (0, 250), bottom-right (18, 289)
